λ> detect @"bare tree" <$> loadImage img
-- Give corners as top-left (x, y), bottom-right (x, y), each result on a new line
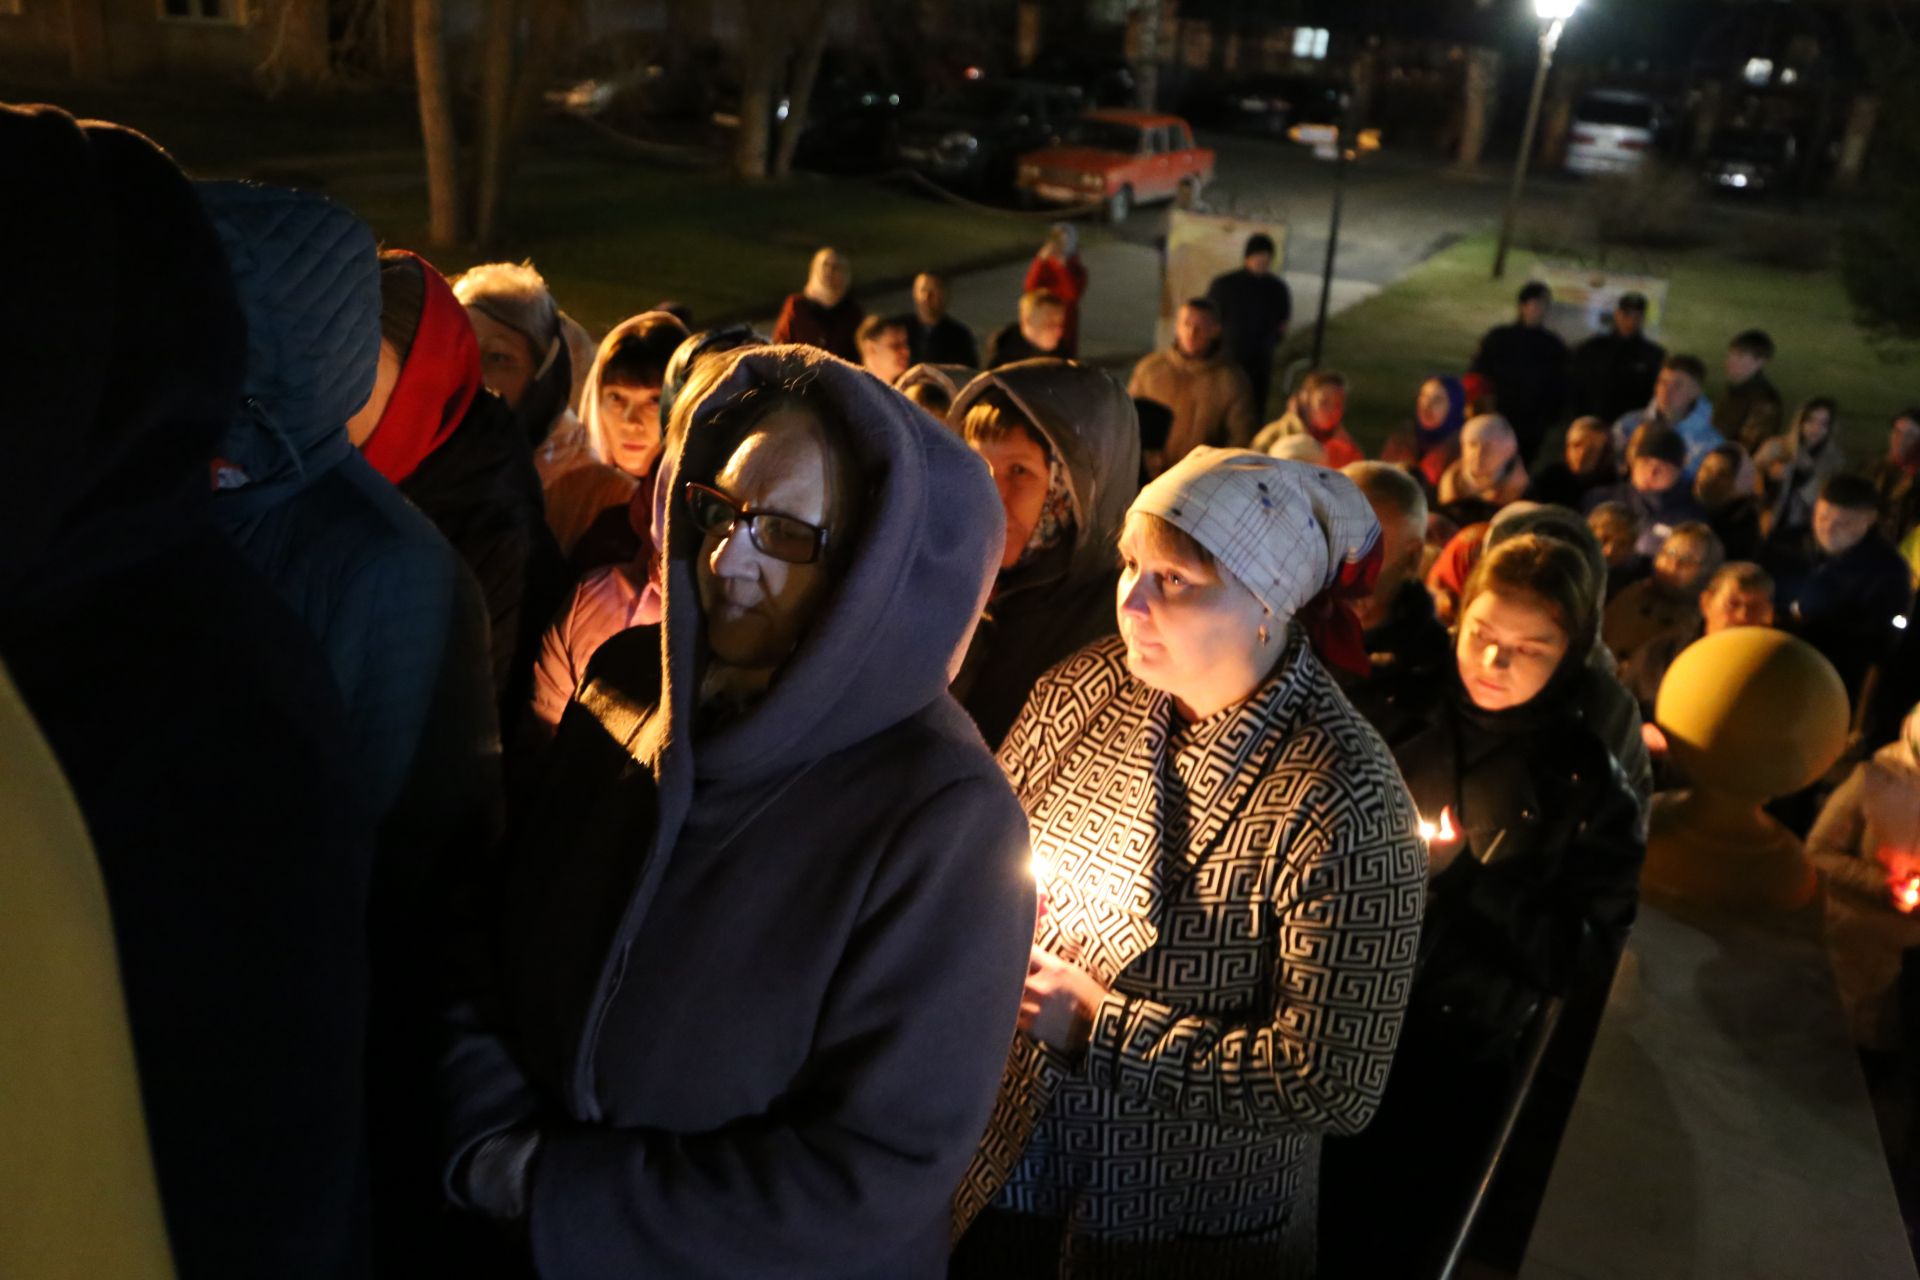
top-left (772, 0), bottom-right (835, 178)
top-left (413, 0), bottom-right (465, 248)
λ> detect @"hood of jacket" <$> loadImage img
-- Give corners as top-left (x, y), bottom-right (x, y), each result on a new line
top-left (949, 358), bottom-right (1140, 581)
top-left (2, 105), bottom-right (246, 607)
top-left (360, 249), bottom-right (481, 486)
top-left (653, 346), bottom-right (1005, 783)
top-left (197, 181), bottom-right (379, 508)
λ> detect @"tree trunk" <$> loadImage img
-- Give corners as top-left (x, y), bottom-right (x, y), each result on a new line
top-left (735, 25), bottom-right (778, 180)
top-left (1456, 46), bottom-right (1500, 169)
top-left (412, 0), bottom-right (465, 248)
top-left (1836, 93), bottom-right (1880, 192)
top-left (771, 1), bottom-right (833, 179)
top-left (474, 0), bottom-right (519, 250)
top-left (1132, 0), bottom-right (1164, 112)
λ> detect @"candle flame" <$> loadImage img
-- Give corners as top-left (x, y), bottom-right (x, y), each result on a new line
top-left (1418, 805), bottom-right (1458, 845)
top-left (1900, 874), bottom-right (1920, 914)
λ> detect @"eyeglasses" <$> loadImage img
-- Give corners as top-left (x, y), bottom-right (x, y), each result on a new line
top-left (684, 481), bottom-right (830, 565)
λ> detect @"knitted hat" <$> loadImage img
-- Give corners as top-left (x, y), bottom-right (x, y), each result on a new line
top-left (1131, 447), bottom-right (1382, 674)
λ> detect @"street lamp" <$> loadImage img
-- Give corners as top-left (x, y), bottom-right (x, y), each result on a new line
top-left (1492, 0), bottom-right (1581, 279)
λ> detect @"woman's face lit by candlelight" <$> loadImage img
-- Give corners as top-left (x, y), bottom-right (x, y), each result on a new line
top-left (1115, 514), bottom-right (1278, 722)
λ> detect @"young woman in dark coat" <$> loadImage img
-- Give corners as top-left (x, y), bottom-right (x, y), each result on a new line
top-left (1321, 532), bottom-right (1646, 1278)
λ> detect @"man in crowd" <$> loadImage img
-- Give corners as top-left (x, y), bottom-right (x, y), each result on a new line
top-left (986, 288), bottom-right (1067, 368)
top-left (1869, 407), bottom-right (1920, 548)
top-left (1713, 329), bottom-right (1782, 455)
top-left (1470, 280), bottom-right (1569, 464)
top-left (1584, 422), bottom-right (1708, 557)
top-left (1571, 291), bottom-right (1666, 423)
top-left (1205, 232), bottom-right (1291, 417)
top-left (1764, 474), bottom-right (1916, 701)
top-left (1126, 297), bottom-right (1257, 475)
top-left (1603, 522), bottom-right (1725, 662)
top-left (856, 313), bottom-right (915, 385)
top-left (1620, 561), bottom-right (1775, 716)
top-left (907, 271), bottom-right (979, 368)
top-left (1616, 354), bottom-right (1721, 480)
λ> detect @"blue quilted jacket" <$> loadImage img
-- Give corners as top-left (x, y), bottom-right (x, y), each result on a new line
top-left (198, 181), bottom-right (497, 817)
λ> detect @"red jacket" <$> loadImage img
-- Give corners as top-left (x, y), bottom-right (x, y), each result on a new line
top-left (1023, 252), bottom-right (1087, 358)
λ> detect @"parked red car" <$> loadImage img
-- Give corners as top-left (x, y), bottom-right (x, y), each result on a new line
top-left (1016, 110), bottom-right (1216, 223)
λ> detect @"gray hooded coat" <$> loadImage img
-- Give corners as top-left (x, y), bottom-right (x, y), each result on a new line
top-left (442, 347), bottom-right (1035, 1278)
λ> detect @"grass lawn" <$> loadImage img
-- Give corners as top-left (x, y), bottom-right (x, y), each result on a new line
top-left (1290, 231), bottom-right (1920, 458)
top-left (13, 78), bottom-right (1044, 334)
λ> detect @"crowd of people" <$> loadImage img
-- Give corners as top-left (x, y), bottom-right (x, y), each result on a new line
top-left (10, 97), bottom-right (1920, 1280)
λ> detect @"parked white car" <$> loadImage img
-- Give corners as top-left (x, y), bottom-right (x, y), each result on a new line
top-left (1566, 90), bottom-right (1663, 177)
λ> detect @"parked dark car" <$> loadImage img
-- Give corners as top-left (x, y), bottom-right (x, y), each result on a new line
top-left (1181, 74), bottom-right (1349, 136)
top-left (791, 67), bottom-right (919, 174)
top-left (891, 78), bottom-right (1083, 193)
top-left (1700, 126), bottom-right (1798, 197)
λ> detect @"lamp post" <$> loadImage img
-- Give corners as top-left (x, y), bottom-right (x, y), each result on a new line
top-left (1492, 0), bottom-right (1580, 280)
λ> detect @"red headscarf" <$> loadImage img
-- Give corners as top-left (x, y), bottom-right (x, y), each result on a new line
top-left (361, 250), bottom-right (480, 486)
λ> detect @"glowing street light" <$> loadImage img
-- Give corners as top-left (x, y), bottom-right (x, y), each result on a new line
top-left (1493, 0), bottom-right (1582, 279)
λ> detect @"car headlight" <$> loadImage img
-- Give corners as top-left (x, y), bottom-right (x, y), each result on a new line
top-left (1019, 164), bottom-right (1039, 181)
top-left (939, 131), bottom-right (979, 153)
top-left (1079, 172), bottom-right (1105, 190)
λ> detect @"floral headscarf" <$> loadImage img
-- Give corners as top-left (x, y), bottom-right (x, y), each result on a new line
top-left (1016, 444), bottom-right (1075, 568)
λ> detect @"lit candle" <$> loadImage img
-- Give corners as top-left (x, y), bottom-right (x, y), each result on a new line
top-left (1417, 805), bottom-right (1458, 845)
top-left (1898, 873), bottom-right (1920, 914)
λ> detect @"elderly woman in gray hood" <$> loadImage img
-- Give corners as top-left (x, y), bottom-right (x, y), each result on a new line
top-left (442, 346), bottom-right (1034, 1278)
top-left (949, 358), bottom-right (1142, 749)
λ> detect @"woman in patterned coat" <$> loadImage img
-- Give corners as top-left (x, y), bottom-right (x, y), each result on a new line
top-left (952, 449), bottom-right (1429, 1278)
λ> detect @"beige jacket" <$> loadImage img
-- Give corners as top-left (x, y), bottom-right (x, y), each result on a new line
top-left (1127, 346), bottom-right (1256, 473)
top-left (1810, 737), bottom-right (1920, 1049)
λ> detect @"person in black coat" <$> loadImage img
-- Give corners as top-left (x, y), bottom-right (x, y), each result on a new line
top-left (1471, 281), bottom-right (1570, 464)
top-left (0, 103), bottom-right (373, 1280)
top-left (1525, 414), bottom-right (1618, 510)
top-left (1323, 532), bottom-right (1644, 1278)
top-left (985, 288), bottom-right (1068, 368)
top-left (1569, 291), bottom-right (1666, 423)
top-left (1763, 473), bottom-right (1916, 703)
top-left (1341, 462), bottom-right (1452, 720)
top-left (1205, 232), bottom-right (1292, 416)
top-left (906, 271), bottom-right (980, 368)
top-left (366, 251), bottom-right (570, 731)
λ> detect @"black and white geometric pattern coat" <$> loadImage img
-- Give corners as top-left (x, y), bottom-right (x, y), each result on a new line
top-left (954, 629), bottom-right (1427, 1275)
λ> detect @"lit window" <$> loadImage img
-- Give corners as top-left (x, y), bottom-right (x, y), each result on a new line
top-left (1742, 57), bottom-right (1773, 86)
top-left (1780, 67), bottom-right (1799, 86)
top-left (1293, 27), bottom-right (1330, 60)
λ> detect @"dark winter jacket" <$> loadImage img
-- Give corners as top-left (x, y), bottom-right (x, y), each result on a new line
top-left (986, 321), bottom-right (1051, 369)
top-left (1714, 370), bottom-right (1783, 454)
top-left (1704, 492), bottom-right (1763, 562)
top-left (0, 105), bottom-right (372, 1280)
top-left (1570, 328), bottom-right (1666, 423)
top-left (1343, 579), bottom-right (1454, 728)
top-left (1471, 320), bottom-right (1570, 459)
top-left (199, 183), bottom-right (503, 1271)
top-left (909, 313), bottom-right (981, 368)
top-left (1526, 459), bottom-right (1616, 512)
top-left (199, 181), bottom-right (500, 827)
top-left (949, 360), bottom-right (1142, 749)
top-left (1765, 530), bottom-right (1916, 699)
top-left (1581, 477), bottom-right (1709, 557)
top-left (1206, 264), bottom-right (1291, 405)
top-left (399, 384), bottom-right (570, 730)
top-left (772, 292), bottom-right (864, 361)
top-left (1390, 669), bottom-right (1644, 1058)
top-left (442, 347), bottom-right (1034, 1279)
